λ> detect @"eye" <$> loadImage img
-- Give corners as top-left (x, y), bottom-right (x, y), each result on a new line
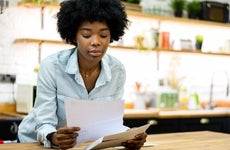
top-left (100, 34), bottom-right (108, 38)
top-left (82, 34), bottom-right (91, 38)
top-left (100, 31), bottom-right (109, 38)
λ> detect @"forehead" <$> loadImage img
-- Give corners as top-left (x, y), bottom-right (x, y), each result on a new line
top-left (79, 21), bottom-right (109, 30)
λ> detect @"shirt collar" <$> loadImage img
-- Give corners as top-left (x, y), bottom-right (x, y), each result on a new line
top-left (65, 48), bottom-right (79, 74)
top-left (64, 48), bottom-right (112, 83)
top-left (99, 55), bottom-right (112, 83)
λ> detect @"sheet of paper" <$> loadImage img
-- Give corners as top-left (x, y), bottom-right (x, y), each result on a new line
top-left (64, 99), bottom-right (128, 145)
top-left (84, 124), bottom-right (151, 150)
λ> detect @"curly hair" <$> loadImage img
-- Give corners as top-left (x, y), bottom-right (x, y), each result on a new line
top-left (56, 0), bottom-right (129, 46)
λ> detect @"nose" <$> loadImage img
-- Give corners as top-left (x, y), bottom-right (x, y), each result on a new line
top-left (91, 35), bottom-right (101, 46)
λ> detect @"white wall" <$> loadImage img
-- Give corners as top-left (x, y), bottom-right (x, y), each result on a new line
top-left (1, 4), bottom-right (230, 105)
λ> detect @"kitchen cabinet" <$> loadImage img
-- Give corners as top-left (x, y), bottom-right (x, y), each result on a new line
top-left (124, 116), bottom-right (230, 134)
top-left (0, 112), bottom-right (24, 141)
top-left (124, 118), bottom-right (179, 134)
top-left (179, 117), bottom-right (228, 133)
top-left (0, 117), bottom-right (23, 140)
top-left (124, 110), bottom-right (230, 134)
top-left (225, 117), bottom-right (230, 133)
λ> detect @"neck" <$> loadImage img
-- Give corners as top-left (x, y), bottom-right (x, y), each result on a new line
top-left (79, 63), bottom-right (100, 78)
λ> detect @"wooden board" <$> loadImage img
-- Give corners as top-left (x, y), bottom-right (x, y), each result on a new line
top-left (0, 103), bottom-right (16, 113)
top-left (1, 131), bottom-right (230, 150)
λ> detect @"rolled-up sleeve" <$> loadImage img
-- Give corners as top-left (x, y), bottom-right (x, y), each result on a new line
top-left (34, 57), bottom-right (58, 147)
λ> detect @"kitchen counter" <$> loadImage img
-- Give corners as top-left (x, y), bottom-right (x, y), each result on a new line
top-left (0, 112), bottom-right (23, 141)
top-left (0, 103), bottom-right (16, 113)
top-left (124, 108), bottom-right (230, 119)
top-left (124, 108), bottom-right (230, 134)
top-left (2, 100), bottom-right (230, 119)
top-left (1, 107), bottom-right (230, 119)
top-left (1, 131), bottom-right (229, 150)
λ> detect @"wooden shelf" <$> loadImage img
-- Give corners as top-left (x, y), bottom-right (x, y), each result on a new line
top-left (14, 3), bottom-right (230, 57)
top-left (17, 3), bottom-right (230, 28)
top-left (17, 2), bottom-right (60, 8)
top-left (154, 48), bottom-right (230, 57)
top-left (127, 10), bottom-right (230, 29)
top-left (14, 38), bottom-right (230, 56)
top-left (14, 38), bottom-right (65, 45)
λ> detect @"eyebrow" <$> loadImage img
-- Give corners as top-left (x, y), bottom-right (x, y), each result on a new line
top-left (79, 28), bottom-right (109, 32)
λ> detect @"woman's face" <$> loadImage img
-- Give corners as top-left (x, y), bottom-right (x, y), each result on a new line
top-left (76, 21), bottom-right (111, 63)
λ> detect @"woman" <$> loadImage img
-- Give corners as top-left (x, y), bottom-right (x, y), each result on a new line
top-left (18, 0), bottom-right (147, 149)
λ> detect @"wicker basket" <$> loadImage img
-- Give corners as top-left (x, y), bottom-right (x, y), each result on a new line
top-left (122, 2), bottom-right (142, 12)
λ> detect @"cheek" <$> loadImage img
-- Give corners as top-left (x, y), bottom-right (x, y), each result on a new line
top-left (102, 37), bottom-right (111, 46)
top-left (77, 37), bottom-right (89, 48)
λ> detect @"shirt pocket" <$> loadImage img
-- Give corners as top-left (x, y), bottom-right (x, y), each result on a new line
top-left (57, 94), bottom-right (81, 109)
top-left (57, 94), bottom-right (80, 102)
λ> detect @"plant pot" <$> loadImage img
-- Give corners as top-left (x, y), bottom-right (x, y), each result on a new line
top-left (188, 11), bottom-right (199, 19)
top-left (195, 42), bottom-right (202, 50)
top-left (174, 10), bottom-right (183, 17)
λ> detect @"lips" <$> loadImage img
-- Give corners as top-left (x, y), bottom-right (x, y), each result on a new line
top-left (88, 49), bottom-right (103, 57)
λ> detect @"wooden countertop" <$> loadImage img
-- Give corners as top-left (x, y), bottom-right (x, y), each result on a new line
top-left (1, 107), bottom-right (230, 120)
top-left (1, 131), bottom-right (229, 150)
top-left (124, 108), bottom-right (230, 119)
top-left (0, 103), bottom-right (16, 113)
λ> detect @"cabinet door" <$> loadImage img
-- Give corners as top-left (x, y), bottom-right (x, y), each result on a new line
top-left (226, 117), bottom-right (230, 133)
top-left (0, 118), bottom-right (22, 140)
top-left (123, 118), bottom-right (179, 134)
top-left (179, 117), bottom-right (227, 133)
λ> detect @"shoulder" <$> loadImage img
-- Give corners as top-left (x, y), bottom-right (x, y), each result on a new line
top-left (40, 48), bottom-right (75, 68)
top-left (103, 53), bottom-right (125, 72)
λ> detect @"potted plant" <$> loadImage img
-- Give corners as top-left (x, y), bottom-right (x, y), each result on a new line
top-left (121, 0), bottom-right (141, 11)
top-left (186, 0), bottom-right (201, 19)
top-left (195, 34), bottom-right (203, 50)
top-left (170, 0), bottom-right (186, 17)
top-left (126, 0), bottom-right (140, 4)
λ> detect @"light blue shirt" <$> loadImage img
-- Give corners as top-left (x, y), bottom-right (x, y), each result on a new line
top-left (18, 48), bottom-right (126, 147)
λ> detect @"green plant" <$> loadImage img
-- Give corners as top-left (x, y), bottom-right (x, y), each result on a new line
top-left (196, 35), bottom-right (203, 43)
top-left (126, 0), bottom-right (140, 4)
top-left (170, 0), bottom-right (186, 11)
top-left (186, 0), bottom-right (201, 13)
top-left (195, 34), bottom-right (203, 50)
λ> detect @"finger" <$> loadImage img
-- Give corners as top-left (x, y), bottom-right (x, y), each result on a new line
top-left (58, 138), bottom-right (76, 149)
top-left (122, 137), bottom-right (146, 149)
top-left (57, 134), bottom-right (77, 150)
top-left (56, 132), bottom-right (78, 140)
top-left (122, 141), bottom-right (142, 150)
top-left (57, 127), bottom-right (80, 134)
top-left (135, 133), bottom-right (147, 139)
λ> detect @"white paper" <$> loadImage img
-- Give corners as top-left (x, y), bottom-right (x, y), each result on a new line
top-left (64, 99), bottom-right (128, 145)
top-left (84, 124), bottom-right (151, 150)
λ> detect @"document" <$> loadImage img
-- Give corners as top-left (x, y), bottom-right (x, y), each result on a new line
top-left (64, 99), bottom-right (129, 145)
top-left (84, 123), bottom-right (151, 150)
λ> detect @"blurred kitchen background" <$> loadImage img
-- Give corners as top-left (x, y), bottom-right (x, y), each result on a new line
top-left (1, 0), bottom-right (230, 111)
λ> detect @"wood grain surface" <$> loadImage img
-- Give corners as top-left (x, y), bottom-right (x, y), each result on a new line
top-left (0, 131), bottom-right (229, 150)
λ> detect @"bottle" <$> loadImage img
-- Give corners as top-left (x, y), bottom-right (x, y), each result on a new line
top-left (179, 87), bottom-right (189, 110)
top-left (188, 92), bottom-right (200, 110)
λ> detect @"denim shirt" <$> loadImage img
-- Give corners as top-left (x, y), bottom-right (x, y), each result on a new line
top-left (18, 48), bottom-right (126, 147)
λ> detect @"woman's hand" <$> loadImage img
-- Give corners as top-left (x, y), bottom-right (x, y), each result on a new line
top-left (121, 132), bottom-right (147, 150)
top-left (52, 126), bottom-right (80, 150)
